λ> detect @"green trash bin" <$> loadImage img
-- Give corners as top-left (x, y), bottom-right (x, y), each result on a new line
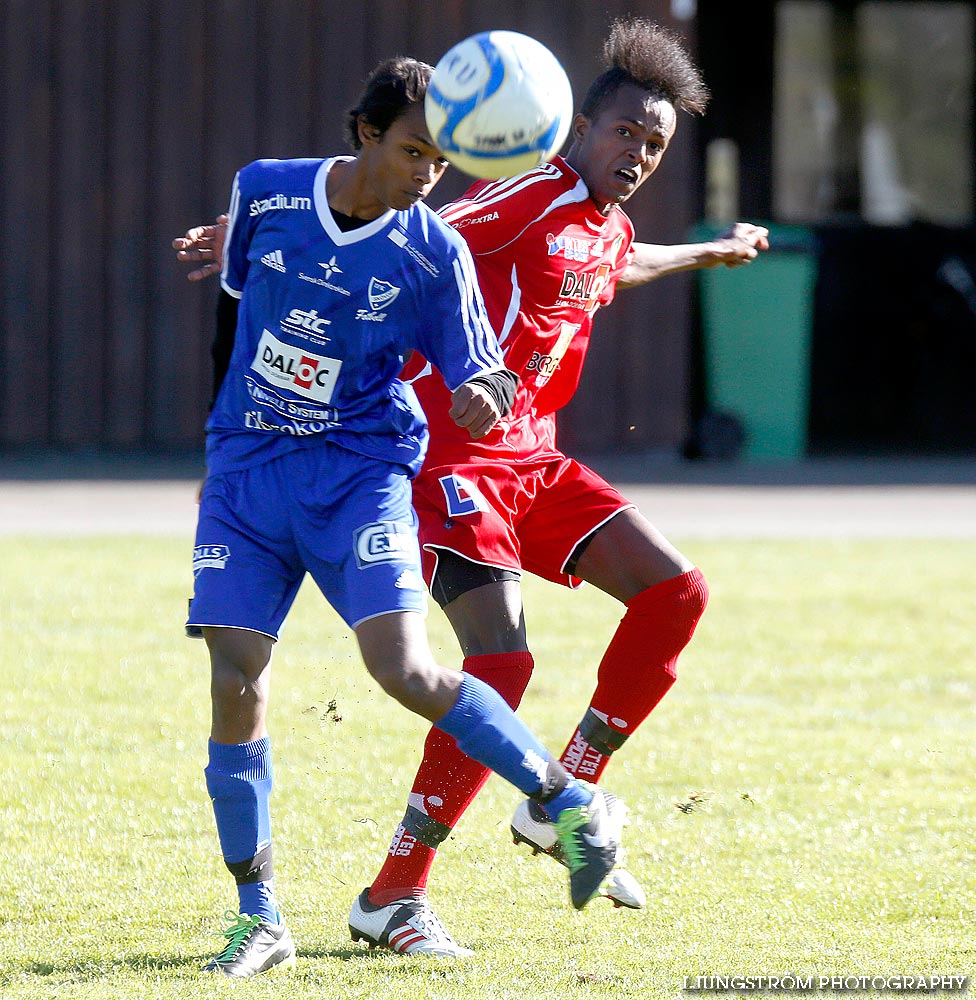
top-left (693, 223), bottom-right (818, 460)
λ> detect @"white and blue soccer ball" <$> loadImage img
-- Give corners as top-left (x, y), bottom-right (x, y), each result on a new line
top-left (425, 30), bottom-right (574, 180)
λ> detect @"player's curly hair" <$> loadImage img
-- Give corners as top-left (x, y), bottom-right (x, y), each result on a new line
top-left (345, 56), bottom-right (434, 150)
top-left (580, 17), bottom-right (710, 119)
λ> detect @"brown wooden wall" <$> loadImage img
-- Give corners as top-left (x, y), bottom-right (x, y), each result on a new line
top-left (0, 0), bottom-right (701, 455)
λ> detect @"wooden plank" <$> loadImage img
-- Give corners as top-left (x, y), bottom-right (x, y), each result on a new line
top-left (103, 3), bottom-right (154, 446)
top-left (145, 0), bottom-right (209, 447)
top-left (50, 0), bottom-right (108, 445)
top-left (0, 0), bottom-right (53, 444)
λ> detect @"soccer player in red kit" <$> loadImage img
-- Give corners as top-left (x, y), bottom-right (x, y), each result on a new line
top-left (355, 19), bottom-right (767, 951)
top-left (175, 18), bottom-right (768, 957)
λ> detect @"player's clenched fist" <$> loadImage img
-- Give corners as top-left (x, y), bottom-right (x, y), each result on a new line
top-left (449, 383), bottom-right (501, 439)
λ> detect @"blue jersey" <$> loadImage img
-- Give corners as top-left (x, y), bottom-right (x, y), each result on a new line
top-left (208, 156), bottom-right (504, 476)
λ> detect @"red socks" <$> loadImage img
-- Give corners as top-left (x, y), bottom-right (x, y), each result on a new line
top-left (560, 568), bottom-right (709, 781)
top-left (369, 568), bottom-right (708, 904)
top-left (368, 651), bottom-right (534, 905)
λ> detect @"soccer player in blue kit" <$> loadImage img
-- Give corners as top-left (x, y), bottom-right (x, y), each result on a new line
top-left (187, 56), bottom-right (629, 978)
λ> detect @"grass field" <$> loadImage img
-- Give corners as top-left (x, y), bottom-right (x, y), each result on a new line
top-left (0, 535), bottom-right (972, 999)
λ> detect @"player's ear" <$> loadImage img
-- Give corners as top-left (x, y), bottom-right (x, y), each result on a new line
top-left (571, 113), bottom-right (589, 144)
top-left (358, 116), bottom-right (383, 147)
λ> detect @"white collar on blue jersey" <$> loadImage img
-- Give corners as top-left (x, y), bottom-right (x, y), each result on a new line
top-left (314, 157), bottom-right (398, 246)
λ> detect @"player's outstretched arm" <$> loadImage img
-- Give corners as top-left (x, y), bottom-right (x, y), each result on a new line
top-left (172, 214), bottom-right (229, 282)
top-left (617, 222), bottom-right (770, 289)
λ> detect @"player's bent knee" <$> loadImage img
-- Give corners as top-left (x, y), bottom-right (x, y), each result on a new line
top-left (660, 567), bottom-right (709, 658)
top-left (204, 627), bottom-right (274, 678)
top-left (623, 568), bottom-right (710, 680)
top-left (364, 655), bottom-right (460, 721)
top-left (205, 629), bottom-right (273, 723)
top-left (209, 672), bottom-right (270, 735)
top-left (682, 567), bottom-right (709, 622)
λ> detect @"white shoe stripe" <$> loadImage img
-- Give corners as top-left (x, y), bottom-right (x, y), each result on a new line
top-left (390, 928), bottom-right (424, 952)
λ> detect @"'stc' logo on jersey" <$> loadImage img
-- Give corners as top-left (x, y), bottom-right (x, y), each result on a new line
top-left (283, 307), bottom-right (331, 335)
top-left (353, 520), bottom-right (415, 569)
top-left (251, 329), bottom-right (342, 403)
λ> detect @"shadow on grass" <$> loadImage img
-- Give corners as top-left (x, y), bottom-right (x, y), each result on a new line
top-left (299, 944), bottom-right (450, 962)
top-left (12, 943), bottom-right (435, 984)
top-left (17, 953), bottom-right (199, 979)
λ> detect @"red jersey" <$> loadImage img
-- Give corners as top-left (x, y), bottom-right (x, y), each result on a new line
top-left (401, 156), bottom-right (635, 464)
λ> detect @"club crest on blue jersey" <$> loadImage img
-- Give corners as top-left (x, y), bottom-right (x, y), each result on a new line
top-left (368, 277), bottom-right (401, 312)
top-left (353, 520), bottom-right (415, 569)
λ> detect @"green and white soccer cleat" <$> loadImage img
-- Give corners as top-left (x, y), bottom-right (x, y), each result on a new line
top-left (554, 788), bottom-right (628, 909)
top-left (349, 888), bottom-right (474, 958)
top-left (512, 788), bottom-right (644, 910)
top-left (202, 911), bottom-right (296, 978)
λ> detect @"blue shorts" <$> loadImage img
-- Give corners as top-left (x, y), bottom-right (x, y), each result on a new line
top-left (187, 445), bottom-right (427, 638)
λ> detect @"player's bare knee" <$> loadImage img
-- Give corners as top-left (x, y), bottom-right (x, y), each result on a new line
top-left (205, 628), bottom-right (273, 711)
top-left (209, 674), bottom-right (270, 747)
top-left (442, 579), bottom-right (527, 656)
top-left (363, 654), bottom-right (458, 720)
top-left (364, 653), bottom-right (425, 698)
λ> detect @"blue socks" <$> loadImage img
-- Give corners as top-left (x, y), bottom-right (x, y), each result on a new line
top-left (205, 737), bottom-right (278, 923)
top-left (435, 674), bottom-right (591, 819)
top-left (204, 679), bottom-right (592, 923)
top-left (538, 778), bottom-right (594, 822)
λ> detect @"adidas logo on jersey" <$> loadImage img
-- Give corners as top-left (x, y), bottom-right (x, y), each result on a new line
top-left (260, 249), bottom-right (286, 272)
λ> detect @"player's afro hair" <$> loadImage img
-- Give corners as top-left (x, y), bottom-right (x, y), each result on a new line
top-left (345, 56), bottom-right (434, 150)
top-left (580, 17), bottom-right (710, 120)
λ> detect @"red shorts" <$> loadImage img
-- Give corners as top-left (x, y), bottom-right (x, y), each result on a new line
top-left (412, 454), bottom-right (633, 589)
